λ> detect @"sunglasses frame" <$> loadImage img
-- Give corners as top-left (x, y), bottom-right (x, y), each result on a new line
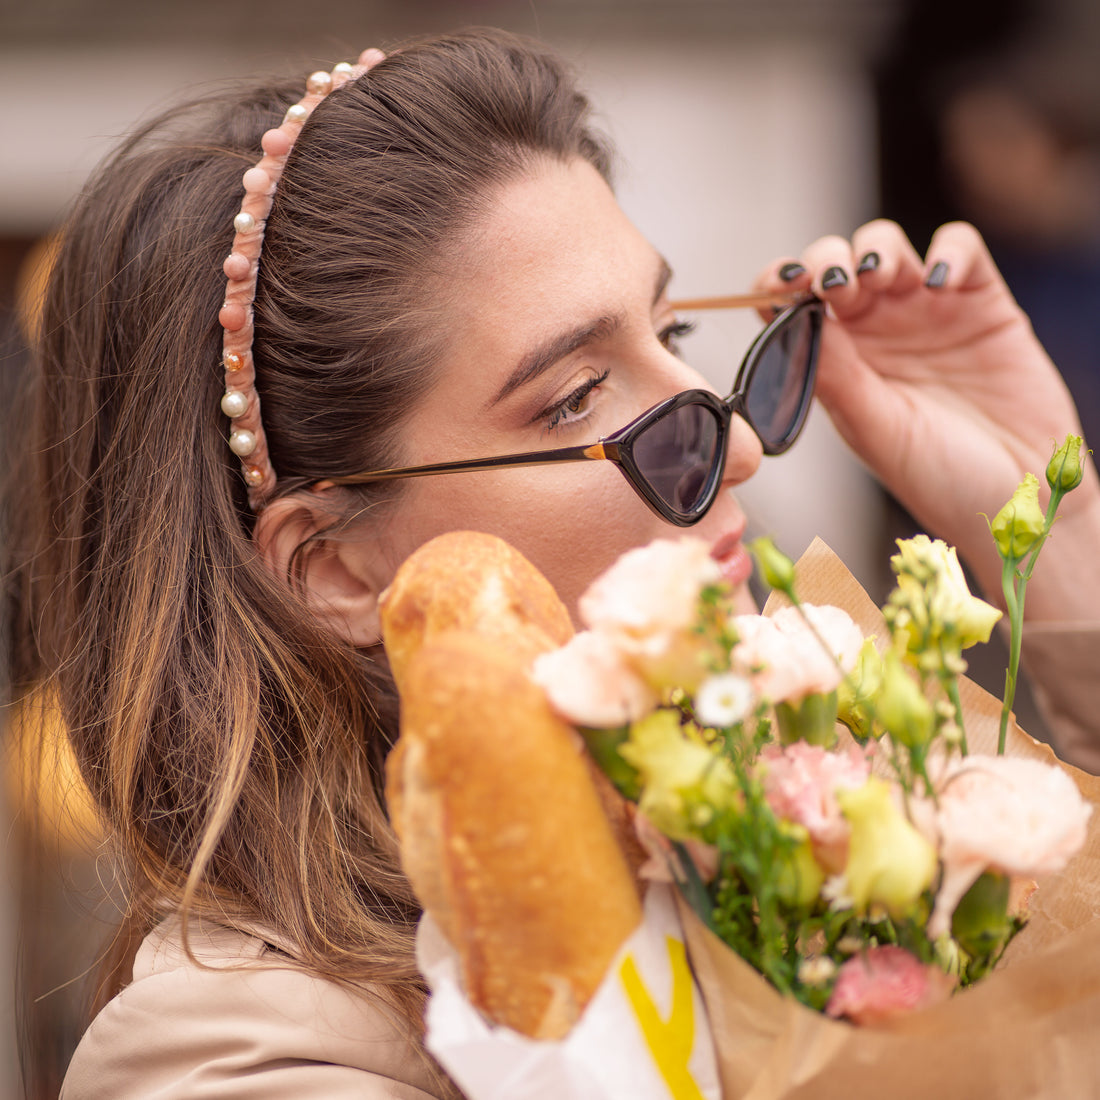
top-left (324, 294), bottom-right (824, 526)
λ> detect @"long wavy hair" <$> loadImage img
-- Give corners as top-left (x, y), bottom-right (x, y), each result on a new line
top-left (8, 26), bottom-right (610, 1078)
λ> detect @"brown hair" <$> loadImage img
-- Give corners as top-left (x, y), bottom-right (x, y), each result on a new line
top-left (10, 26), bottom-right (610, 1068)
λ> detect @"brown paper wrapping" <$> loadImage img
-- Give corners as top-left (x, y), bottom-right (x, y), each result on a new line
top-left (679, 537), bottom-right (1100, 1098)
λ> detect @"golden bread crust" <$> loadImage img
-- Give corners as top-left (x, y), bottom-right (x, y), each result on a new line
top-left (386, 635), bottom-right (642, 1038)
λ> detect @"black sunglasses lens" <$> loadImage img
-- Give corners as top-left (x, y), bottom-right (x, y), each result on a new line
top-left (745, 306), bottom-right (816, 452)
top-left (632, 400), bottom-right (722, 517)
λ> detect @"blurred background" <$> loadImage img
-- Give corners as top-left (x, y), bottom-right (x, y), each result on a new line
top-left (4, 0), bottom-right (1100, 1095)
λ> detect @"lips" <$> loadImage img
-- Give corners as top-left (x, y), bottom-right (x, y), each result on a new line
top-left (710, 529), bottom-right (752, 587)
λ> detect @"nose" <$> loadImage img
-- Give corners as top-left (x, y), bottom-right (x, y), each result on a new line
top-left (722, 408), bottom-right (763, 486)
top-left (657, 345), bottom-right (763, 490)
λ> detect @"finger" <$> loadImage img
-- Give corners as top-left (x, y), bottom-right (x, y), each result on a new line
top-left (923, 221), bottom-right (1011, 293)
top-left (754, 257), bottom-right (813, 293)
top-left (848, 219), bottom-right (926, 294)
top-left (750, 259), bottom-right (812, 323)
top-left (795, 234), bottom-right (861, 307)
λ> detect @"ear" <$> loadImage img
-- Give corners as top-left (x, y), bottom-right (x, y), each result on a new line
top-left (252, 492), bottom-right (385, 648)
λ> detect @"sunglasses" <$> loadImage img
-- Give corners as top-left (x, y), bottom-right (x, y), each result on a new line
top-left (325, 292), bottom-right (823, 526)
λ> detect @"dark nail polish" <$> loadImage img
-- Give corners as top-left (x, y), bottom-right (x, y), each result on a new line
top-left (925, 261), bottom-right (949, 288)
top-left (856, 251), bottom-right (880, 274)
top-left (778, 262), bottom-right (806, 282)
top-left (821, 265), bottom-right (849, 290)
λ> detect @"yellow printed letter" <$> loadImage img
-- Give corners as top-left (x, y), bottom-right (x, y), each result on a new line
top-left (619, 936), bottom-right (705, 1100)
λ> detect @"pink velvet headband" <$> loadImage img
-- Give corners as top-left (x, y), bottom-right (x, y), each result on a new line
top-left (219, 48), bottom-right (386, 511)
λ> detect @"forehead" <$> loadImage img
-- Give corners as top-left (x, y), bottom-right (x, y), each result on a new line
top-left (444, 156), bottom-right (664, 340)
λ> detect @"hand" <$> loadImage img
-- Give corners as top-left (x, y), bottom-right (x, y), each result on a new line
top-left (757, 219), bottom-right (1100, 617)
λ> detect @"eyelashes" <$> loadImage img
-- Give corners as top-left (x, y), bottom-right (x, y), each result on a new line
top-left (660, 319), bottom-right (696, 352)
top-left (544, 369), bottom-right (610, 430)
top-left (541, 318), bottom-right (696, 431)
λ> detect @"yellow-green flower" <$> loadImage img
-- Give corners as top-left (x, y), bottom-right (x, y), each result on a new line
top-left (1046, 434), bottom-right (1085, 493)
top-left (774, 823), bottom-right (826, 908)
top-left (618, 709), bottom-right (737, 841)
top-left (838, 778), bottom-right (938, 917)
top-left (887, 535), bottom-right (1001, 657)
top-left (837, 637), bottom-right (884, 740)
top-left (874, 649), bottom-right (935, 749)
top-left (991, 473), bottom-right (1045, 560)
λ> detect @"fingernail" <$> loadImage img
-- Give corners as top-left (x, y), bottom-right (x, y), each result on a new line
top-left (925, 261), bottom-right (949, 288)
top-left (821, 265), bottom-right (849, 291)
top-left (778, 262), bottom-right (806, 282)
top-left (856, 251), bottom-right (880, 274)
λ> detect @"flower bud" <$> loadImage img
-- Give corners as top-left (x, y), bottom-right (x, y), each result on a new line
top-left (951, 871), bottom-right (1012, 959)
top-left (1046, 434), bottom-right (1085, 493)
top-left (837, 638), bottom-right (884, 740)
top-left (933, 934), bottom-right (962, 979)
top-left (775, 824), bottom-right (826, 909)
top-left (991, 473), bottom-right (1045, 560)
top-left (775, 690), bottom-right (838, 747)
top-left (874, 650), bottom-right (935, 749)
top-left (798, 955), bottom-right (837, 987)
top-left (750, 536), bottom-right (796, 594)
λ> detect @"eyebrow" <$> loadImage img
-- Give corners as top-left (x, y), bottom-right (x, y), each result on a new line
top-left (488, 258), bottom-right (674, 408)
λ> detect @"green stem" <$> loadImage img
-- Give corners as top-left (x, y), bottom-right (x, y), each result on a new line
top-left (997, 488), bottom-right (1064, 755)
top-left (945, 675), bottom-right (968, 757)
top-left (998, 555), bottom-right (1022, 756)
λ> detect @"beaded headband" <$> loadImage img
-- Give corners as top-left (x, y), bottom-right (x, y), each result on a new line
top-left (219, 48), bottom-right (386, 511)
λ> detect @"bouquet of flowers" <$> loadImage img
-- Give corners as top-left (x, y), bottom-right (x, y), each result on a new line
top-left (519, 435), bottom-right (1100, 1091)
top-left (404, 435), bottom-right (1100, 1098)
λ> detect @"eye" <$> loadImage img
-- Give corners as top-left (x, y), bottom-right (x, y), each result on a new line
top-left (543, 369), bottom-right (609, 431)
top-left (659, 319), bottom-right (696, 354)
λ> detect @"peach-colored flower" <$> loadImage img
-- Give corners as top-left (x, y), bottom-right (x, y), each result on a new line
top-left (826, 946), bottom-right (955, 1026)
top-left (758, 742), bottom-right (872, 872)
top-left (531, 630), bottom-right (657, 728)
top-left (929, 754), bottom-right (1092, 937)
top-left (732, 604), bottom-right (864, 705)
top-left (577, 537), bottom-right (724, 691)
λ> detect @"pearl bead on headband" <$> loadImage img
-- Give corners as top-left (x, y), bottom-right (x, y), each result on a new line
top-left (219, 48), bottom-right (387, 511)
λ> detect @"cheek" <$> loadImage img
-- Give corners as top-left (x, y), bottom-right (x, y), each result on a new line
top-left (378, 463), bottom-right (671, 619)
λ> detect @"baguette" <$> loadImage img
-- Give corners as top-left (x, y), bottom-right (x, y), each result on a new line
top-left (386, 633), bottom-right (643, 1039)
top-left (379, 530), bottom-right (574, 695)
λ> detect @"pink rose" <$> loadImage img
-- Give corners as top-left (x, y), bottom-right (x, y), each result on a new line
top-left (532, 630), bottom-right (657, 728)
top-left (826, 946), bottom-right (955, 1026)
top-left (929, 754), bottom-right (1092, 937)
top-left (758, 742), bottom-right (871, 872)
top-left (732, 605), bottom-right (864, 705)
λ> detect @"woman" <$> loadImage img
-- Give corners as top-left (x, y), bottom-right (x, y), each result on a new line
top-left (9, 27), bottom-right (1100, 1099)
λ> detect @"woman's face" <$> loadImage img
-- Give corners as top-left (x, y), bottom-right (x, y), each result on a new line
top-left (357, 156), bottom-right (764, 618)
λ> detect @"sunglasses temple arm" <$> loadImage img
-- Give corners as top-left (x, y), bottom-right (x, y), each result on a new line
top-left (325, 444), bottom-right (610, 486)
top-left (670, 290), bottom-right (804, 310)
